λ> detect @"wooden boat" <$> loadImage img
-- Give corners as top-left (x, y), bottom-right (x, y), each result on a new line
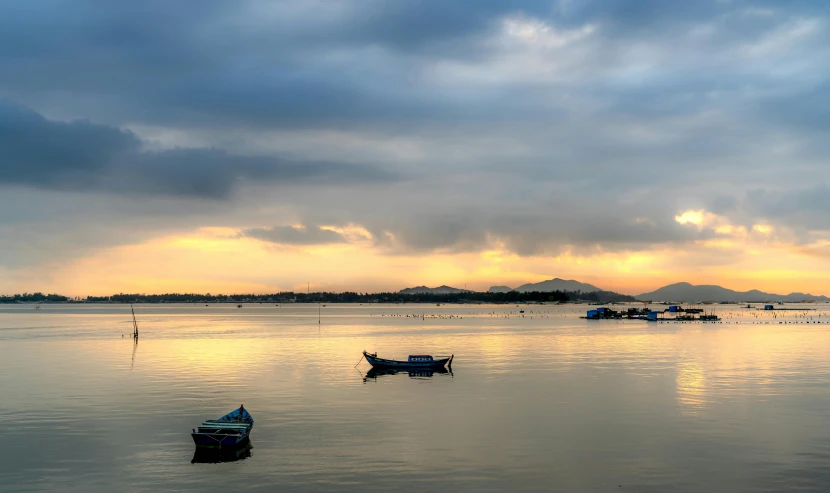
top-left (362, 350), bottom-right (453, 370)
top-left (191, 405), bottom-right (253, 448)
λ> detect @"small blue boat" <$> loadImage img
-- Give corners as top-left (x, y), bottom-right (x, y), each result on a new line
top-left (363, 350), bottom-right (453, 370)
top-left (191, 405), bottom-right (253, 448)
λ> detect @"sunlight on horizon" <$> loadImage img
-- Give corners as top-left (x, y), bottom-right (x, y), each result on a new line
top-left (7, 225), bottom-right (828, 297)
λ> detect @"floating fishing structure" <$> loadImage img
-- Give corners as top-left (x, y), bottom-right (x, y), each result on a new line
top-left (191, 405), bottom-right (253, 448)
top-left (582, 305), bottom-right (720, 322)
top-left (760, 304), bottom-right (815, 311)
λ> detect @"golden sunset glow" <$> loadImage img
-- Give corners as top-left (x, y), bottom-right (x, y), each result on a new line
top-left (4, 218), bottom-right (821, 298)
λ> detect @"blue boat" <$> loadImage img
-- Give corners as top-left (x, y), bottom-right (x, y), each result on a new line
top-left (362, 350), bottom-right (453, 370)
top-left (191, 405), bottom-right (253, 448)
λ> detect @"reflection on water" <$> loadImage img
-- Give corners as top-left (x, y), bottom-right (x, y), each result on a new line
top-left (363, 366), bottom-right (453, 381)
top-left (2, 303), bottom-right (830, 492)
top-left (676, 360), bottom-right (707, 415)
top-left (130, 338), bottom-right (138, 371)
top-left (192, 441), bottom-right (253, 464)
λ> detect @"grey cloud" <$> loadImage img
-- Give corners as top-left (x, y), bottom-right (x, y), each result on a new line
top-left (4, 0), bottom-right (825, 131)
top-left (241, 226), bottom-right (348, 245)
top-left (0, 102), bottom-right (395, 199)
top-left (0, 0), bottom-right (829, 269)
top-left (742, 186), bottom-right (830, 233)
top-left (760, 82), bottom-right (830, 131)
top-left (746, 186), bottom-right (830, 217)
top-left (281, 178), bottom-right (714, 256)
top-left (684, 185), bottom-right (830, 247)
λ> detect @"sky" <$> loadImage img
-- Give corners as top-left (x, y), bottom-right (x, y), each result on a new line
top-left (1, 0), bottom-right (829, 296)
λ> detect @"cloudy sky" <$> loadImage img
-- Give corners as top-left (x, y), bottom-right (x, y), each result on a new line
top-left (1, 0), bottom-right (829, 296)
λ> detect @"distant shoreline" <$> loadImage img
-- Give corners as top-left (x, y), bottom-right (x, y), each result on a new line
top-left (3, 290), bottom-right (827, 305)
top-left (0, 289), bottom-right (639, 305)
top-left (4, 300), bottom-right (826, 305)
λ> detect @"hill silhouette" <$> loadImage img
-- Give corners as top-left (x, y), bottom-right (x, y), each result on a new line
top-left (636, 282), bottom-right (830, 302)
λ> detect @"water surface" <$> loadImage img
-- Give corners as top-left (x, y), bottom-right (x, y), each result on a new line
top-left (2, 303), bottom-right (830, 492)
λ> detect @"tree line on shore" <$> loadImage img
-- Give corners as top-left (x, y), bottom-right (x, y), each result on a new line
top-left (2, 290), bottom-right (635, 304)
top-left (0, 292), bottom-right (70, 303)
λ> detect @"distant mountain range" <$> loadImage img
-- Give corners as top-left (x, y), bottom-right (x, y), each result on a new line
top-left (398, 285), bottom-right (471, 295)
top-left (399, 280), bottom-right (829, 302)
top-left (488, 278), bottom-right (602, 293)
top-left (636, 282), bottom-right (830, 302)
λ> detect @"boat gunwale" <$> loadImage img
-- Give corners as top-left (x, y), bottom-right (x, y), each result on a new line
top-left (199, 424), bottom-right (251, 430)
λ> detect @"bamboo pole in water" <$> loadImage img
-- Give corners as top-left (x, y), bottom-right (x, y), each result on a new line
top-left (130, 303), bottom-right (139, 339)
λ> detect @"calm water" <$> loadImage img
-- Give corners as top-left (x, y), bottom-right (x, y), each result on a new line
top-left (2, 303), bottom-right (830, 492)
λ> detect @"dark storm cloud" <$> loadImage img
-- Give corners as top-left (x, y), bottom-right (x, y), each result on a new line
top-left (0, 102), bottom-right (394, 199)
top-left (241, 226), bottom-right (347, 245)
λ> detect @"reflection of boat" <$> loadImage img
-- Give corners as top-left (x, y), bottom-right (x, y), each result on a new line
top-left (363, 351), bottom-right (453, 370)
top-left (192, 441), bottom-right (253, 463)
top-left (365, 366), bottom-right (453, 380)
top-left (191, 405), bottom-right (253, 448)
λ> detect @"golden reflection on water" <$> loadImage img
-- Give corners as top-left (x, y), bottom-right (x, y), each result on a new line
top-left (670, 322), bottom-right (830, 417)
top-left (676, 360), bottom-right (707, 415)
top-left (34, 304), bottom-right (830, 422)
top-left (147, 338), bottom-right (271, 375)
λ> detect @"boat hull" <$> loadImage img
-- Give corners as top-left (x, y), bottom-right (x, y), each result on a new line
top-left (192, 406), bottom-right (254, 448)
top-left (364, 352), bottom-right (452, 369)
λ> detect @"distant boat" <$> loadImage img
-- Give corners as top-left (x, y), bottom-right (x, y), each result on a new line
top-left (191, 405), bottom-right (253, 448)
top-left (362, 351), bottom-right (453, 370)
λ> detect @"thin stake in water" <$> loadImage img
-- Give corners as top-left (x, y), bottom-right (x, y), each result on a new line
top-left (130, 303), bottom-right (139, 340)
